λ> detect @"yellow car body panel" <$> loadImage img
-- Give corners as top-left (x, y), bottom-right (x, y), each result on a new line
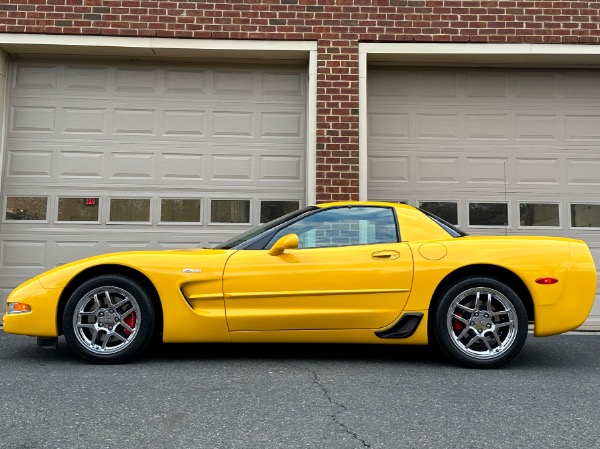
top-left (4, 249), bottom-right (235, 343)
top-left (3, 278), bottom-right (61, 337)
top-left (222, 242), bottom-right (413, 331)
top-left (533, 240), bottom-right (598, 336)
top-left (3, 201), bottom-right (596, 362)
top-left (401, 236), bottom-right (596, 336)
top-left (229, 309), bottom-right (430, 345)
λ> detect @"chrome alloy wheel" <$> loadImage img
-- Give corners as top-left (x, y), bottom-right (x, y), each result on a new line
top-left (72, 286), bottom-right (141, 355)
top-left (446, 287), bottom-right (518, 360)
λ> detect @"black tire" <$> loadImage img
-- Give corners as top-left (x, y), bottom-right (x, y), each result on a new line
top-left (62, 274), bottom-right (156, 364)
top-left (433, 276), bottom-right (528, 369)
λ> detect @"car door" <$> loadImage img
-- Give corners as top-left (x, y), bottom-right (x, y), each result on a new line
top-left (222, 206), bottom-right (414, 331)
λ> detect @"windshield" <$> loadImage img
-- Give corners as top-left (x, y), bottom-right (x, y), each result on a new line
top-left (214, 206), bottom-right (318, 249)
top-left (419, 209), bottom-right (468, 237)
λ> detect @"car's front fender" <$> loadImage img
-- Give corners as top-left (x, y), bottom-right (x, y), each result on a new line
top-left (4, 278), bottom-right (61, 337)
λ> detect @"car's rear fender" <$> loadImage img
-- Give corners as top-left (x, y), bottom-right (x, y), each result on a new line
top-left (405, 238), bottom-right (546, 319)
top-left (405, 237), bottom-right (596, 337)
top-left (534, 240), bottom-right (597, 336)
top-left (427, 264), bottom-right (535, 322)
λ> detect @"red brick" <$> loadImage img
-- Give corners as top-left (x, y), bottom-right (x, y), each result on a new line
top-left (0, 0), bottom-right (597, 201)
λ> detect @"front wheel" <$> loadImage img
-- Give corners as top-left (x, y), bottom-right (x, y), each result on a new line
top-left (62, 274), bottom-right (156, 364)
top-left (433, 277), bottom-right (528, 368)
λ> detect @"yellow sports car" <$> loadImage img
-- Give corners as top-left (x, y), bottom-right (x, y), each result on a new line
top-left (3, 201), bottom-right (597, 368)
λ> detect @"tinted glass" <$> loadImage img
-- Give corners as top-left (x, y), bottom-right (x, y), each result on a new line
top-left (161, 199), bottom-right (201, 223)
top-left (5, 197), bottom-right (48, 221)
top-left (260, 201), bottom-right (300, 223)
top-left (519, 203), bottom-right (559, 227)
top-left (211, 200), bottom-right (250, 223)
top-left (571, 204), bottom-right (600, 227)
top-left (110, 199), bottom-right (150, 222)
top-left (58, 197), bottom-right (99, 222)
top-left (267, 206), bottom-right (398, 249)
top-left (419, 201), bottom-right (458, 225)
top-left (215, 206), bottom-right (317, 249)
top-left (469, 203), bottom-right (508, 226)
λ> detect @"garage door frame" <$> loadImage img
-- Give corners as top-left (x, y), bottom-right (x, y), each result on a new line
top-left (359, 42), bottom-right (600, 330)
top-left (358, 42), bottom-right (600, 200)
top-left (0, 35), bottom-right (318, 206)
top-left (0, 35), bottom-right (318, 314)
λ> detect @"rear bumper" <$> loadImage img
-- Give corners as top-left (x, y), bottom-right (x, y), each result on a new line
top-left (534, 241), bottom-right (597, 336)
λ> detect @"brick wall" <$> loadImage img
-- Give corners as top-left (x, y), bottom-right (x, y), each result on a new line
top-left (1, 0), bottom-right (599, 202)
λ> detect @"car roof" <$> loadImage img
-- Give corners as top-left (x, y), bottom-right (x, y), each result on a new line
top-left (316, 201), bottom-right (416, 210)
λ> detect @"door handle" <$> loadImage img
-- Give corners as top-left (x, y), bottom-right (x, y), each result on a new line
top-left (371, 250), bottom-right (400, 260)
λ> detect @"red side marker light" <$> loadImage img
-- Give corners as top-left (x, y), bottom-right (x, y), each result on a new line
top-left (535, 278), bottom-right (559, 285)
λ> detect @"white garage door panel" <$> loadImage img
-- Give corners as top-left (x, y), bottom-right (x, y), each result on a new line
top-left (368, 67), bottom-right (600, 327)
top-left (9, 104), bottom-right (305, 141)
top-left (0, 59), bottom-right (308, 311)
top-left (6, 60), bottom-right (306, 183)
top-left (5, 143), bottom-right (304, 190)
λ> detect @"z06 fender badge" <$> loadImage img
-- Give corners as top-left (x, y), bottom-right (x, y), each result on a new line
top-left (183, 268), bottom-right (202, 273)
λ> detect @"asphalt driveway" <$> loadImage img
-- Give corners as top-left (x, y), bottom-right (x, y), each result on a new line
top-left (0, 331), bottom-right (599, 449)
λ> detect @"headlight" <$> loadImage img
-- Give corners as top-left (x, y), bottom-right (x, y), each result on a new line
top-left (7, 302), bottom-right (32, 314)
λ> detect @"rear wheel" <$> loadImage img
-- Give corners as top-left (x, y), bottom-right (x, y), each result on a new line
top-left (433, 277), bottom-right (528, 368)
top-left (63, 274), bottom-right (156, 364)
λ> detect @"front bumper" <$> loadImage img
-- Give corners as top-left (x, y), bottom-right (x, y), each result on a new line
top-left (3, 278), bottom-right (60, 337)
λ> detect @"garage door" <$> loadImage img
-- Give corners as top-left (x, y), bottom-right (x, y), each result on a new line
top-left (367, 67), bottom-right (600, 327)
top-left (0, 59), bottom-right (307, 304)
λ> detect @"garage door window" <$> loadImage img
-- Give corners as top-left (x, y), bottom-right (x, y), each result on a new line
top-left (109, 198), bottom-right (151, 223)
top-left (211, 200), bottom-right (250, 224)
top-left (5, 196), bottom-right (48, 221)
top-left (419, 202), bottom-right (458, 225)
top-left (160, 199), bottom-right (201, 223)
top-left (58, 197), bottom-right (100, 222)
top-left (469, 202), bottom-right (508, 227)
top-left (260, 200), bottom-right (300, 223)
top-left (519, 203), bottom-right (560, 227)
top-left (571, 204), bottom-right (600, 228)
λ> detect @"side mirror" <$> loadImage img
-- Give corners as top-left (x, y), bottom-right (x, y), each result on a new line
top-left (268, 234), bottom-right (299, 256)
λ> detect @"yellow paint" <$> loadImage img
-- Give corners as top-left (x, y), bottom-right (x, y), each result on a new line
top-left (3, 278), bottom-right (60, 337)
top-left (418, 243), bottom-right (447, 260)
top-left (223, 242), bottom-right (413, 331)
top-left (3, 201), bottom-right (597, 349)
top-left (225, 288), bottom-right (409, 299)
top-left (534, 240), bottom-right (597, 336)
top-left (229, 310), bottom-right (429, 345)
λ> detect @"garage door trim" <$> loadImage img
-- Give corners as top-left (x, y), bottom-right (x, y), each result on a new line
top-left (358, 42), bottom-right (600, 200)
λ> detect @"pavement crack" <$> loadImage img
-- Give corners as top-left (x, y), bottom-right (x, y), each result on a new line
top-left (303, 365), bottom-right (372, 449)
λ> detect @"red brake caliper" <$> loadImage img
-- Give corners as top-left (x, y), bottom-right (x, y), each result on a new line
top-left (123, 312), bottom-right (137, 336)
top-left (452, 312), bottom-right (464, 332)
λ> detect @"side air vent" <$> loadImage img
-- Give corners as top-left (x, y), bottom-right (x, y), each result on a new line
top-left (375, 313), bottom-right (424, 339)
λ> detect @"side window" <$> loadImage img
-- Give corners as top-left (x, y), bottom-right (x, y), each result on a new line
top-left (266, 206), bottom-right (398, 249)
